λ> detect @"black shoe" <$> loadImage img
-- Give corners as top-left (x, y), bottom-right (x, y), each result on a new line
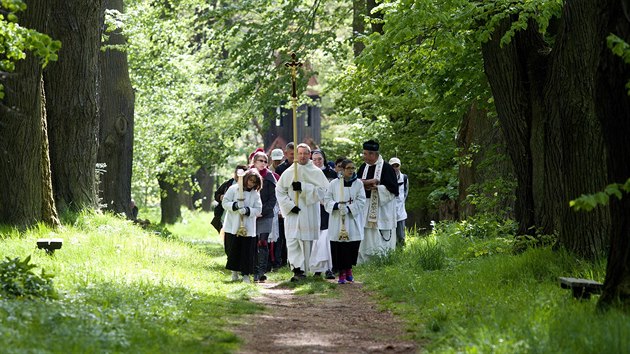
top-left (325, 270), bottom-right (335, 279)
top-left (259, 275), bottom-right (267, 282)
top-left (290, 274), bottom-right (306, 282)
top-left (313, 272), bottom-right (322, 278)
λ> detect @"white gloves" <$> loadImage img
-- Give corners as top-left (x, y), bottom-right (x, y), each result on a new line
top-left (238, 207), bottom-right (248, 215)
top-left (339, 206), bottom-right (348, 216)
top-left (237, 200), bottom-right (245, 208)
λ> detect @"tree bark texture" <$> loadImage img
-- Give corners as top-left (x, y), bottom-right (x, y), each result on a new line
top-left (0, 3), bottom-right (59, 227)
top-left (158, 175), bottom-right (181, 224)
top-left (482, 2), bottom-right (615, 259)
top-left (98, 0), bottom-right (136, 218)
top-left (44, 0), bottom-right (103, 213)
top-left (481, 18), bottom-right (536, 236)
top-left (596, 1), bottom-right (630, 310)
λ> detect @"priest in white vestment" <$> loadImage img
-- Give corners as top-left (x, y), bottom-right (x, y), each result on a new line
top-left (276, 143), bottom-right (330, 281)
top-left (357, 140), bottom-right (399, 263)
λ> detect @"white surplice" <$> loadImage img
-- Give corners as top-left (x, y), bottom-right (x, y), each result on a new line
top-left (276, 161), bottom-right (329, 271)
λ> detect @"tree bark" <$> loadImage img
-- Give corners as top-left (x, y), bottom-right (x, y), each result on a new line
top-left (481, 18), bottom-right (536, 236)
top-left (482, 2), bottom-right (612, 258)
top-left (0, 3), bottom-right (59, 227)
top-left (597, 1), bottom-right (630, 310)
top-left (44, 0), bottom-right (103, 213)
top-left (98, 0), bottom-right (135, 218)
top-left (158, 175), bottom-right (181, 224)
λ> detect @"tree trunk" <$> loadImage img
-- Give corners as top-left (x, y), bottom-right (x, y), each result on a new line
top-left (158, 175), bottom-right (181, 224)
top-left (44, 1), bottom-right (103, 213)
top-left (194, 167), bottom-right (215, 212)
top-left (597, 1), bottom-right (630, 310)
top-left (545, 1), bottom-right (610, 258)
top-left (482, 3), bottom-right (612, 258)
top-left (0, 3), bottom-right (59, 227)
top-left (366, 0), bottom-right (383, 35)
top-left (481, 18), bottom-right (536, 236)
top-left (352, 0), bottom-right (366, 57)
top-left (98, 0), bottom-right (135, 218)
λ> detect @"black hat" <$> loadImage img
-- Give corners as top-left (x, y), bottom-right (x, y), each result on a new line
top-left (362, 140), bottom-right (379, 152)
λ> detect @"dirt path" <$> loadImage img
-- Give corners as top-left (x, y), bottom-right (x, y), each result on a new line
top-left (231, 280), bottom-right (418, 354)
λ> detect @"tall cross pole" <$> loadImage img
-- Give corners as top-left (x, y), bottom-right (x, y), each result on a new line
top-left (285, 52), bottom-right (303, 206)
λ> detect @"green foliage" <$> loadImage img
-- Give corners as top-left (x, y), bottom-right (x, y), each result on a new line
top-left (0, 255), bottom-right (57, 299)
top-left (0, 0), bottom-right (61, 99)
top-left (361, 224), bottom-right (615, 353)
top-left (569, 178), bottom-right (630, 211)
top-left (607, 34), bottom-right (630, 94)
top-left (429, 214), bottom-right (517, 261)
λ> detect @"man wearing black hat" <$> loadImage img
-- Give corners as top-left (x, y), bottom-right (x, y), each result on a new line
top-left (357, 140), bottom-right (399, 263)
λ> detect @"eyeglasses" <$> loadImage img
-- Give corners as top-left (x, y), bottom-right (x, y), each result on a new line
top-left (256, 159), bottom-right (267, 163)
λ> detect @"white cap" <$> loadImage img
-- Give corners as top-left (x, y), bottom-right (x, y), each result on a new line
top-left (389, 157), bottom-right (401, 166)
top-left (271, 148), bottom-right (284, 161)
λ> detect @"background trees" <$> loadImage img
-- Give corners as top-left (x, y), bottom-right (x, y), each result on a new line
top-left (2, 0), bottom-right (630, 307)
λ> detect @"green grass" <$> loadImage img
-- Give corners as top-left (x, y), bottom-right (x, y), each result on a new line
top-left (0, 210), bottom-right (259, 353)
top-left (359, 224), bottom-right (628, 354)
top-left (3, 210), bottom-right (627, 353)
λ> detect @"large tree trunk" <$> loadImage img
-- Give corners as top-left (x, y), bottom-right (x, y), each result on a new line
top-left (44, 1), bottom-right (103, 213)
top-left (158, 175), bottom-right (181, 224)
top-left (481, 18), bottom-right (536, 236)
top-left (545, 1), bottom-right (610, 258)
top-left (98, 0), bottom-right (135, 218)
top-left (597, 1), bottom-right (630, 310)
top-left (482, 3), bottom-right (612, 259)
top-left (0, 3), bottom-right (59, 227)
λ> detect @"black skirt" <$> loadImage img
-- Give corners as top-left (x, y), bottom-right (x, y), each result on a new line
top-left (225, 233), bottom-right (257, 275)
top-left (330, 240), bottom-right (361, 270)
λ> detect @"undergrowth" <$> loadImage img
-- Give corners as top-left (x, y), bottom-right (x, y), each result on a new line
top-left (361, 218), bottom-right (623, 353)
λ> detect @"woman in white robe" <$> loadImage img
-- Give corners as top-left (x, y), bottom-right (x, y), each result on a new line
top-left (324, 159), bottom-right (366, 284)
top-left (222, 169), bottom-right (263, 283)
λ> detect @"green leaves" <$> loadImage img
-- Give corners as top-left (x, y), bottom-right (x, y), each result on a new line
top-left (0, 255), bottom-right (57, 299)
top-left (0, 1), bottom-right (61, 98)
top-left (569, 178), bottom-right (630, 212)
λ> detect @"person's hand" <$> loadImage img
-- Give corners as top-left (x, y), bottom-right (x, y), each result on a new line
top-left (238, 207), bottom-right (248, 215)
top-left (290, 206), bottom-right (301, 214)
top-left (339, 206), bottom-right (348, 216)
top-left (237, 200), bottom-right (245, 208)
top-left (292, 181), bottom-right (302, 191)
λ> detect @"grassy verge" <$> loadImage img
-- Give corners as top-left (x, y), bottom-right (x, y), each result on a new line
top-left (0, 210), bottom-right (259, 353)
top-left (359, 221), bottom-right (629, 353)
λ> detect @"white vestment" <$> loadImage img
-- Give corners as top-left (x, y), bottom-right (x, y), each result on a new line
top-left (276, 161), bottom-right (329, 271)
top-left (221, 184), bottom-right (262, 237)
top-left (358, 156), bottom-right (397, 263)
top-left (324, 178), bottom-right (366, 242)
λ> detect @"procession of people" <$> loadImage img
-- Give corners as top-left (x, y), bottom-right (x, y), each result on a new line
top-left (216, 140), bottom-right (408, 284)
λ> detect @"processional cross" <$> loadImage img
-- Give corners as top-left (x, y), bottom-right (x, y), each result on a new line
top-left (284, 53), bottom-right (303, 206)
